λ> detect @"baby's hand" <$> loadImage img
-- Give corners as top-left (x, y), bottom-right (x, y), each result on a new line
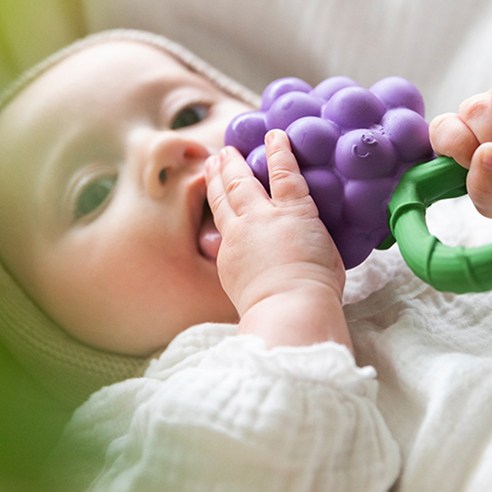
top-left (205, 130), bottom-right (350, 349)
top-left (429, 89), bottom-right (492, 217)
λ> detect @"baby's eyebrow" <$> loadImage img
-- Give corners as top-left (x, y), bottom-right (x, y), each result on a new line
top-left (133, 66), bottom-right (212, 101)
top-left (132, 73), bottom-right (186, 99)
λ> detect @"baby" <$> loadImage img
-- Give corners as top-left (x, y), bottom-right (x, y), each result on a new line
top-left (0, 28), bottom-right (349, 398)
top-left (1, 29), bottom-right (492, 491)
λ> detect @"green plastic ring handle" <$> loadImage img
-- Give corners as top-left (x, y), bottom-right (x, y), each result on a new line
top-left (387, 156), bottom-right (492, 293)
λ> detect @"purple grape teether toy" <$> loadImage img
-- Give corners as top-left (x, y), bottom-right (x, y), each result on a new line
top-left (225, 76), bottom-right (434, 269)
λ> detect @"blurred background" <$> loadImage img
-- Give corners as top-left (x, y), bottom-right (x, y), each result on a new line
top-left (1, 0), bottom-right (492, 116)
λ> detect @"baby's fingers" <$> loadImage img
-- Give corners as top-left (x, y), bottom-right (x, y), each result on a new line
top-left (466, 142), bottom-right (492, 218)
top-left (458, 90), bottom-right (492, 144)
top-left (429, 112), bottom-right (478, 168)
top-left (205, 153), bottom-right (233, 229)
top-left (205, 147), bottom-right (267, 227)
top-left (265, 130), bottom-right (311, 203)
top-left (430, 90), bottom-right (492, 168)
top-left (218, 146), bottom-right (269, 214)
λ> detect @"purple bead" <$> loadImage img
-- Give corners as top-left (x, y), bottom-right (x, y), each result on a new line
top-left (311, 76), bottom-right (358, 102)
top-left (266, 92), bottom-right (322, 130)
top-left (370, 76), bottom-right (425, 116)
top-left (322, 86), bottom-right (386, 129)
top-left (286, 117), bottom-right (340, 168)
top-left (224, 111), bottom-right (267, 157)
top-left (381, 108), bottom-right (433, 162)
top-left (330, 226), bottom-right (378, 270)
top-left (343, 178), bottom-right (395, 230)
top-left (335, 128), bottom-right (397, 179)
top-left (303, 168), bottom-right (344, 228)
top-left (246, 145), bottom-right (270, 192)
top-left (261, 77), bottom-right (313, 111)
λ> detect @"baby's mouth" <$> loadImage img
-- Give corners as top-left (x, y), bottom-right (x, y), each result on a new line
top-left (198, 201), bottom-right (221, 261)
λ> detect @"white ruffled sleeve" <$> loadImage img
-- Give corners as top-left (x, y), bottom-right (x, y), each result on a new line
top-left (51, 323), bottom-right (400, 492)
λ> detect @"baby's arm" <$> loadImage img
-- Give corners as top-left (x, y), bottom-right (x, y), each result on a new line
top-left (429, 90), bottom-right (492, 217)
top-left (205, 129), bottom-right (352, 350)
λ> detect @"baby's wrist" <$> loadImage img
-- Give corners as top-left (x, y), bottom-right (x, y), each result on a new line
top-left (237, 262), bottom-right (345, 315)
top-left (237, 281), bottom-right (351, 350)
top-left (236, 277), bottom-right (343, 315)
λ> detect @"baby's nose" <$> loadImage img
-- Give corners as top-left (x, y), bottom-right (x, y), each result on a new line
top-left (144, 134), bottom-right (210, 198)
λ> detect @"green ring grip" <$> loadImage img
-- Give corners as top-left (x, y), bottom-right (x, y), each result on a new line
top-left (387, 156), bottom-right (492, 293)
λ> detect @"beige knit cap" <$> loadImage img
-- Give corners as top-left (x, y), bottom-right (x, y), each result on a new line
top-left (0, 29), bottom-right (259, 409)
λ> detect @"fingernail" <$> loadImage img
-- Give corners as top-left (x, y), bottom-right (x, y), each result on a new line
top-left (219, 146), bottom-right (233, 162)
top-left (219, 147), bottom-right (228, 160)
top-left (205, 154), bottom-right (218, 171)
top-left (265, 130), bottom-right (278, 145)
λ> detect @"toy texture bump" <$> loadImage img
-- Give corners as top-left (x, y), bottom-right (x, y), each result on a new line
top-left (225, 76), bottom-right (434, 269)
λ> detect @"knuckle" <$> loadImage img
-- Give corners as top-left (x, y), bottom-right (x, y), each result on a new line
top-left (430, 111), bottom-right (453, 127)
top-left (269, 167), bottom-right (306, 195)
top-left (459, 92), bottom-right (492, 122)
top-left (429, 112), bottom-right (477, 166)
top-left (429, 113), bottom-right (455, 149)
top-left (208, 193), bottom-right (226, 216)
top-left (268, 166), bottom-right (293, 183)
top-left (224, 175), bottom-right (247, 195)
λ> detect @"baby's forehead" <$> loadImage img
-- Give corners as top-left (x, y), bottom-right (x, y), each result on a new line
top-left (64, 38), bottom-right (188, 67)
top-left (2, 40), bottom-right (199, 122)
top-left (0, 30), bottom-right (258, 129)
top-left (0, 38), bottom-right (194, 119)
top-left (39, 39), bottom-right (194, 87)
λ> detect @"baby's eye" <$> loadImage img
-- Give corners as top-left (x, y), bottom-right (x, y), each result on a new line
top-left (74, 175), bottom-right (117, 219)
top-left (171, 103), bottom-right (210, 129)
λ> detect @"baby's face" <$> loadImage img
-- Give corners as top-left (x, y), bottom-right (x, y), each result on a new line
top-left (0, 40), bottom-right (251, 355)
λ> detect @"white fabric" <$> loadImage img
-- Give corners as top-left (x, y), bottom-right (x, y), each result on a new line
top-left (344, 197), bottom-right (492, 490)
top-left (50, 196), bottom-right (492, 491)
top-left (52, 325), bottom-right (398, 491)
top-left (83, 0), bottom-right (492, 118)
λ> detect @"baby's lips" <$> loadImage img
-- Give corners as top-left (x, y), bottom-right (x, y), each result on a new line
top-left (198, 213), bottom-right (221, 260)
